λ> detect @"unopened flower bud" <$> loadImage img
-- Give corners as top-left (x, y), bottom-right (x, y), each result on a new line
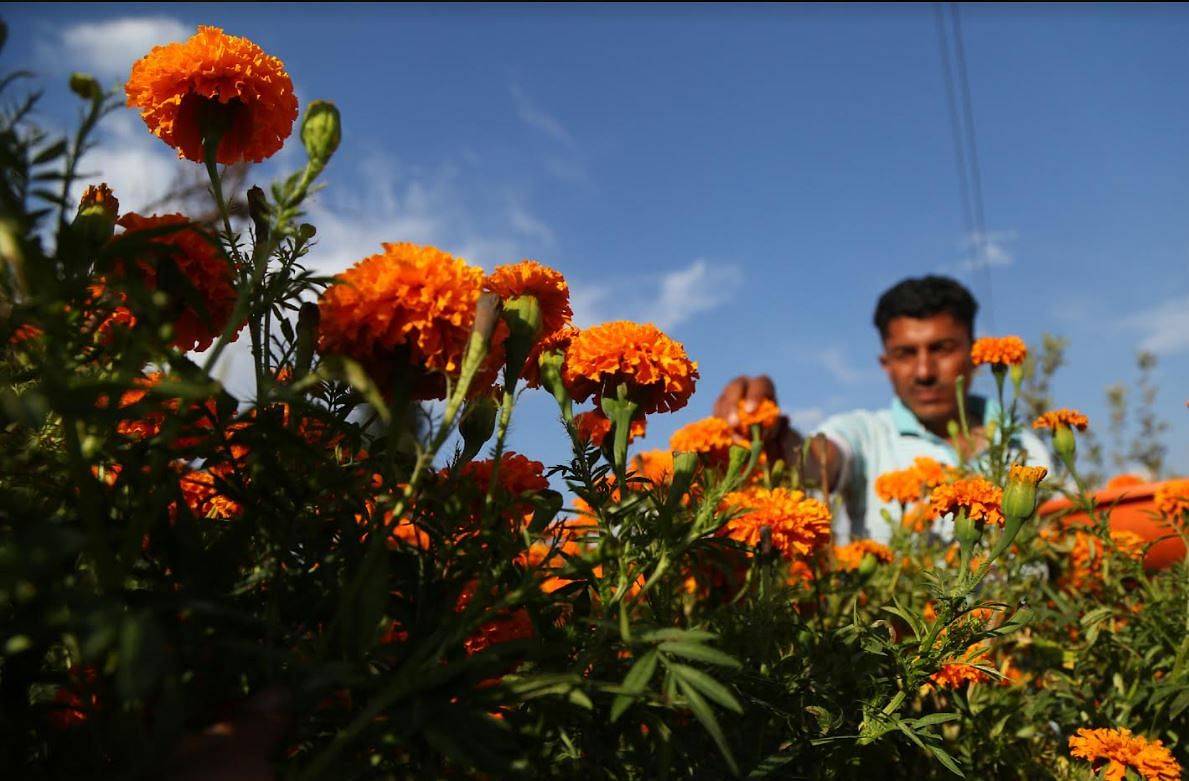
top-left (858, 552), bottom-right (879, 579)
top-left (947, 419), bottom-right (961, 441)
top-left (294, 301), bottom-right (320, 380)
top-left (1053, 424), bottom-right (1077, 462)
top-left (725, 444), bottom-right (750, 482)
top-left (665, 451), bottom-right (699, 512)
top-left (1009, 363), bottom-right (1026, 391)
top-left (71, 183), bottom-right (119, 245)
top-left (301, 100), bottom-right (341, 169)
top-left (69, 72), bottom-right (101, 102)
top-left (459, 394), bottom-right (498, 463)
top-left (472, 292), bottom-right (502, 347)
top-left (1003, 464), bottom-right (1047, 521)
top-left (537, 350), bottom-right (571, 422)
top-left (247, 185), bottom-right (269, 244)
top-left (501, 294), bottom-right (542, 382)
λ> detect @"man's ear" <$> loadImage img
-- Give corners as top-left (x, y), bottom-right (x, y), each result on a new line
top-left (878, 352), bottom-right (889, 370)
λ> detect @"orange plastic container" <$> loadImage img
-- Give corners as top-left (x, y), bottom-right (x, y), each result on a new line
top-left (1038, 479), bottom-right (1186, 571)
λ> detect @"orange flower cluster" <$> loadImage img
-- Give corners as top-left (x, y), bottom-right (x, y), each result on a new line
top-left (455, 581), bottom-right (535, 657)
top-left (125, 26), bottom-right (298, 164)
top-left (970, 335), bottom-right (1027, 367)
top-left (1009, 464), bottom-right (1048, 486)
top-left (109, 372), bottom-right (219, 445)
top-left (1154, 479), bottom-right (1188, 527)
top-left (719, 487), bottom-right (832, 560)
top-left (484, 260), bottom-right (572, 338)
top-left (179, 468), bottom-right (241, 521)
top-left (874, 468), bottom-right (926, 506)
top-left (669, 417), bottom-right (739, 463)
top-left (1032, 408), bottom-right (1089, 431)
top-left (114, 213), bottom-right (238, 353)
top-left (317, 243), bottom-right (504, 399)
top-left (1068, 727), bottom-right (1182, 781)
top-left (930, 476), bottom-right (1004, 527)
top-left (833, 540), bottom-right (893, 572)
top-left (930, 649), bottom-right (994, 690)
top-left (562, 321), bottom-right (698, 414)
top-left (1062, 530), bottom-right (1145, 592)
top-left (735, 398), bottom-right (781, 433)
top-left (574, 409), bottom-right (646, 447)
top-left (911, 456), bottom-right (952, 489)
top-left (456, 453), bottom-right (549, 528)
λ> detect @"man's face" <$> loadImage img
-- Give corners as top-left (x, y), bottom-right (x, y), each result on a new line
top-left (878, 313), bottom-right (974, 429)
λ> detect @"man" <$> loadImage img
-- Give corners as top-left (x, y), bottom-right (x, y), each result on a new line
top-left (713, 275), bottom-right (1051, 544)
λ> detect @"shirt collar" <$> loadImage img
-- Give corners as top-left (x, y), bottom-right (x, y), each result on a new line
top-left (890, 395), bottom-right (997, 441)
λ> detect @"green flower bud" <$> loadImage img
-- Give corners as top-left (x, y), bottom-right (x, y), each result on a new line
top-left (947, 418), bottom-right (961, 441)
top-left (858, 552), bottom-right (879, 579)
top-left (301, 100), bottom-right (341, 168)
top-left (501, 294), bottom-right (543, 382)
top-left (538, 349), bottom-right (571, 423)
top-left (725, 444), bottom-right (750, 483)
top-left (69, 72), bottom-right (100, 102)
top-left (71, 183), bottom-right (119, 246)
top-left (294, 301), bottom-right (320, 381)
top-left (459, 394), bottom-right (498, 463)
top-left (1002, 464), bottom-right (1047, 522)
top-left (1053, 424), bottom-right (1076, 462)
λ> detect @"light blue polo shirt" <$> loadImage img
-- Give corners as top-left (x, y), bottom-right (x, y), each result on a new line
top-left (815, 396), bottom-right (1053, 544)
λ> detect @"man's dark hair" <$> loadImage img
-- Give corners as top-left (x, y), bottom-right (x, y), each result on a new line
top-left (873, 275), bottom-right (978, 340)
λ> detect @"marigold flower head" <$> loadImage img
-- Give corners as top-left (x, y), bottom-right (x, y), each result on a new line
top-left (875, 468), bottom-right (925, 506)
top-left (1154, 479), bottom-right (1189, 527)
top-left (930, 476), bottom-right (1004, 527)
top-left (1008, 464), bottom-right (1048, 486)
top-left (1062, 530), bottom-right (1146, 592)
top-left (107, 372), bottom-right (218, 445)
top-left (459, 452), bottom-right (549, 500)
top-left (911, 456), bottom-right (953, 488)
top-left (735, 398), bottom-right (781, 433)
top-left (901, 501), bottom-right (933, 533)
top-left (574, 409), bottom-right (646, 447)
top-left (1068, 727), bottom-right (1182, 781)
top-left (113, 213), bottom-right (238, 352)
top-left (125, 26), bottom-right (298, 164)
top-left (630, 449), bottom-right (676, 487)
top-left (317, 243), bottom-right (505, 399)
top-left (971, 335), bottom-right (1028, 367)
top-left (719, 486), bottom-right (832, 560)
top-left (179, 468), bottom-right (241, 520)
top-left (833, 540), bottom-right (893, 572)
top-left (562, 321), bottom-right (698, 415)
top-left (1032, 408), bottom-right (1089, 431)
top-left (76, 184), bottom-right (119, 242)
top-left (930, 655), bottom-right (994, 690)
top-left (669, 417), bottom-right (739, 464)
top-left (485, 260), bottom-right (572, 339)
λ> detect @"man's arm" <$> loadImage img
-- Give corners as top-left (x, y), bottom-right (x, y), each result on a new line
top-left (712, 375), bottom-right (845, 491)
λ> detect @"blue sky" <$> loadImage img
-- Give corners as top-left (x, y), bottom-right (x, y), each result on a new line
top-left (7, 4), bottom-right (1187, 475)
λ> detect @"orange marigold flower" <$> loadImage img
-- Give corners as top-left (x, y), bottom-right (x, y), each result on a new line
top-left (670, 416), bottom-right (739, 463)
top-left (631, 449), bottom-right (676, 487)
top-left (179, 468), bottom-right (241, 520)
top-left (459, 452), bottom-right (549, 499)
top-left (911, 456), bottom-right (953, 488)
top-left (901, 501), bottom-right (933, 533)
top-left (125, 26), bottom-right (298, 164)
top-left (1008, 464), bottom-right (1048, 486)
top-left (1154, 479), bottom-right (1189, 526)
top-left (78, 183), bottom-right (119, 220)
top-left (833, 540), bottom-right (893, 572)
top-left (114, 213), bottom-right (238, 352)
top-left (735, 398), bottom-right (781, 433)
top-left (1032, 408), bottom-right (1089, 431)
top-left (720, 486), bottom-right (832, 560)
top-left (562, 321), bottom-right (698, 414)
top-left (456, 582), bottom-right (535, 657)
top-left (875, 468), bottom-right (925, 506)
top-left (1062, 530), bottom-right (1146, 592)
top-left (930, 656), bottom-right (994, 690)
top-left (930, 476), bottom-right (1004, 527)
top-left (970, 335), bottom-right (1028, 367)
top-left (1068, 727), bottom-right (1182, 781)
top-left (317, 242), bottom-right (505, 400)
top-left (574, 409), bottom-right (646, 447)
top-left (484, 260), bottom-right (572, 338)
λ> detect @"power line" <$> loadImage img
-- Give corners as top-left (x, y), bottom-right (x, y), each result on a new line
top-left (935, 2), bottom-right (995, 331)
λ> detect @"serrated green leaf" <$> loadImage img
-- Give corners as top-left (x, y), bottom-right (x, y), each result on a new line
top-left (675, 676), bottom-right (739, 776)
top-left (658, 641), bottom-right (741, 669)
top-left (908, 712), bottom-right (960, 728)
top-left (927, 743), bottom-right (965, 777)
top-left (666, 661), bottom-right (741, 714)
top-left (610, 650), bottom-right (658, 722)
top-left (640, 627), bottom-right (718, 643)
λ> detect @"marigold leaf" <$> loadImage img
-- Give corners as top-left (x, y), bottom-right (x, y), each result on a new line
top-left (666, 661), bottom-right (742, 714)
top-left (610, 650), bottom-right (657, 723)
top-left (674, 676), bottom-right (739, 776)
top-left (658, 641), bottom-right (741, 669)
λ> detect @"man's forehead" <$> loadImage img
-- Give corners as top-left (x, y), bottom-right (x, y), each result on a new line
top-left (881, 313), bottom-right (971, 346)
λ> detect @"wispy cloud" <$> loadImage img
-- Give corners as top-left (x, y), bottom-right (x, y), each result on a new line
top-left (788, 407), bottom-right (826, 430)
top-left (951, 229), bottom-right (1017, 273)
top-left (74, 110), bottom-right (185, 211)
top-left (569, 259), bottom-right (743, 331)
top-left (509, 83), bottom-right (574, 146)
top-left (818, 346), bottom-right (878, 386)
top-left (39, 17), bottom-right (190, 80)
top-left (1120, 293), bottom-right (1189, 355)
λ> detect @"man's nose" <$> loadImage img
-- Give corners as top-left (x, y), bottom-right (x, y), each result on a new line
top-left (913, 353), bottom-right (937, 381)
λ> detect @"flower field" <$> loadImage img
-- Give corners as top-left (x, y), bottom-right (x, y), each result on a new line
top-left (1, 25), bottom-right (1187, 780)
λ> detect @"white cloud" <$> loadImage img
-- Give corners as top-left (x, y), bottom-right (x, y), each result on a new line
top-left (1120, 293), bottom-right (1189, 355)
top-left (72, 109), bottom-right (186, 212)
top-left (568, 259), bottom-right (743, 331)
top-left (953, 229), bottom-right (1017, 273)
top-left (818, 346), bottom-right (877, 385)
top-left (43, 17), bottom-right (190, 80)
top-left (509, 84), bottom-right (573, 146)
top-left (788, 407), bottom-right (826, 431)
